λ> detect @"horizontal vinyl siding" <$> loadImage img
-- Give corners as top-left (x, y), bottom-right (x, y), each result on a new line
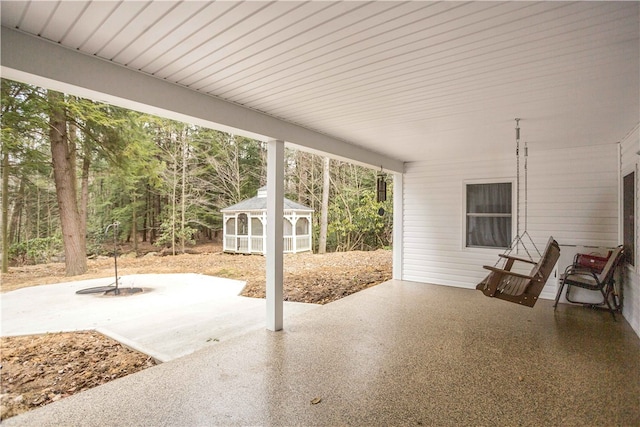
top-left (403, 144), bottom-right (619, 300)
top-left (620, 124), bottom-right (639, 336)
top-left (525, 146), bottom-right (618, 250)
top-left (403, 153), bottom-right (513, 289)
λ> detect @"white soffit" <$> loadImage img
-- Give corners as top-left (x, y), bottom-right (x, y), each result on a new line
top-left (1, 1), bottom-right (639, 163)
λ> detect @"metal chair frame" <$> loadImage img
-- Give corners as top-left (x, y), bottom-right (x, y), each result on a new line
top-left (553, 245), bottom-right (624, 320)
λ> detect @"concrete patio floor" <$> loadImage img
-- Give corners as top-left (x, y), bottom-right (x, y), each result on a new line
top-left (1, 274), bottom-right (319, 362)
top-left (3, 279), bottom-right (640, 426)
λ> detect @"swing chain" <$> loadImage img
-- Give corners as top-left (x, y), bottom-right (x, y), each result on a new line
top-left (494, 119), bottom-right (540, 267)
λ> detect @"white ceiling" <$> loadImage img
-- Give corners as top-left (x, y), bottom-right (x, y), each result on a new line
top-left (1, 1), bottom-right (638, 163)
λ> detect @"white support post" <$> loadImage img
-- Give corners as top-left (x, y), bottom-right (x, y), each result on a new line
top-left (266, 140), bottom-right (284, 331)
top-left (392, 172), bottom-right (404, 280)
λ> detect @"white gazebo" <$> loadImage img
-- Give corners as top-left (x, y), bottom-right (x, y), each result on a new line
top-left (221, 187), bottom-right (313, 255)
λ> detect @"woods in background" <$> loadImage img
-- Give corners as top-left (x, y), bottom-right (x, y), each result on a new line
top-left (1, 79), bottom-right (392, 275)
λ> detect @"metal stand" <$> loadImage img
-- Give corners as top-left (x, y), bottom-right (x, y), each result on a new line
top-left (104, 222), bottom-right (120, 295)
top-left (77, 221), bottom-right (144, 296)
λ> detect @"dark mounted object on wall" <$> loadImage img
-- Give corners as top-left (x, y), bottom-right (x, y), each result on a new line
top-left (376, 171), bottom-right (387, 203)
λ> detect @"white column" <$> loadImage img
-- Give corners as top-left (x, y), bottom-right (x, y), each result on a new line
top-left (266, 140), bottom-right (284, 331)
top-left (392, 172), bottom-right (404, 280)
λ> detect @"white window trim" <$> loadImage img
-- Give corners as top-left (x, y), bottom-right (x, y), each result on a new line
top-left (462, 177), bottom-right (516, 252)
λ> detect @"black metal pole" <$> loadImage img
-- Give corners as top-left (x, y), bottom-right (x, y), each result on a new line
top-left (113, 222), bottom-right (119, 294)
top-left (105, 222), bottom-right (120, 294)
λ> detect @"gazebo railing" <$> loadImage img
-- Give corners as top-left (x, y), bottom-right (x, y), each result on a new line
top-left (224, 235), bottom-right (236, 252)
top-left (224, 234), bottom-right (310, 254)
top-left (295, 235), bottom-right (311, 252)
top-left (251, 236), bottom-right (264, 253)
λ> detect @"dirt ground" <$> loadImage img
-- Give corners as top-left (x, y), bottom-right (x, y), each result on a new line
top-left (0, 243), bottom-right (392, 420)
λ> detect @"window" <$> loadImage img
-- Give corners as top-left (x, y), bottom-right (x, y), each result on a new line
top-left (623, 172), bottom-right (635, 266)
top-left (466, 182), bottom-right (512, 249)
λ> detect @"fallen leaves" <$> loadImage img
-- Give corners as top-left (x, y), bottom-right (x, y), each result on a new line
top-left (0, 331), bottom-right (156, 420)
top-left (242, 250), bottom-right (392, 304)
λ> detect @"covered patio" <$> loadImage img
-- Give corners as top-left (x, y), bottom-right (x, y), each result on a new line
top-left (3, 280), bottom-right (639, 426)
top-left (1, 1), bottom-right (639, 425)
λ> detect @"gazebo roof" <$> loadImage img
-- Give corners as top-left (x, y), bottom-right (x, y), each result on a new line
top-left (221, 187), bottom-right (313, 213)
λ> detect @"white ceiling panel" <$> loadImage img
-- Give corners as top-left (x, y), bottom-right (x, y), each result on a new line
top-left (1, 1), bottom-right (638, 163)
top-left (111, 2), bottom-right (210, 65)
top-left (178, 2), bottom-right (342, 88)
top-left (0, 1), bottom-right (26, 28)
top-left (10, 0), bottom-right (58, 35)
top-left (124, 2), bottom-right (237, 70)
top-left (38, 1), bottom-right (86, 41)
top-left (88, 2), bottom-right (175, 58)
top-left (169, 2), bottom-right (314, 84)
top-left (75, 1), bottom-right (151, 54)
top-left (57, 1), bottom-right (120, 47)
top-left (148, 2), bottom-right (276, 78)
top-left (197, 1), bottom-right (400, 94)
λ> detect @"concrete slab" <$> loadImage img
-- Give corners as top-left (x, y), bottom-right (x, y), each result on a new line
top-left (3, 280), bottom-right (639, 427)
top-left (1, 274), bottom-right (319, 361)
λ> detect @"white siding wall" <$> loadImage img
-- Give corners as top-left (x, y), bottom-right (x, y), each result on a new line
top-left (403, 144), bottom-right (619, 301)
top-left (620, 124), bottom-right (639, 336)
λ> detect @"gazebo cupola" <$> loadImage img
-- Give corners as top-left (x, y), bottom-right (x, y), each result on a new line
top-left (221, 186), bottom-right (313, 254)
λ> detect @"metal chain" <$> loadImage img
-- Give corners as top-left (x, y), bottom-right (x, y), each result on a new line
top-left (495, 119), bottom-right (541, 266)
top-left (515, 118), bottom-right (520, 252)
top-left (524, 139), bottom-right (528, 233)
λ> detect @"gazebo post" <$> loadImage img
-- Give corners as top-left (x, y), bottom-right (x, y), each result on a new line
top-left (261, 214), bottom-right (266, 254)
top-left (266, 140), bottom-right (284, 331)
top-left (222, 214), bottom-right (227, 252)
top-left (247, 212), bottom-right (252, 254)
top-left (292, 214), bottom-right (297, 253)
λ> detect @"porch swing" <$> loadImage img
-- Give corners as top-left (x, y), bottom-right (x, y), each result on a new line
top-left (475, 119), bottom-right (560, 307)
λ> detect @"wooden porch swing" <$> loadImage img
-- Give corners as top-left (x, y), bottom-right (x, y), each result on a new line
top-left (475, 119), bottom-right (560, 307)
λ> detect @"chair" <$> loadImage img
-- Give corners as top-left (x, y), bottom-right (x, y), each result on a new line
top-left (476, 236), bottom-right (560, 307)
top-left (553, 245), bottom-right (624, 320)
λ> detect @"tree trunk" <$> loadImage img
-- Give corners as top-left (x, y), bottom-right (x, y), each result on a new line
top-left (171, 137), bottom-right (178, 255)
top-left (1, 148), bottom-right (9, 272)
top-left (8, 177), bottom-right (24, 243)
top-left (76, 125), bottom-right (90, 243)
top-left (319, 157), bottom-right (330, 254)
top-left (181, 131), bottom-right (187, 253)
top-left (48, 90), bottom-right (87, 276)
top-left (132, 194), bottom-right (138, 253)
top-left (142, 184), bottom-right (149, 243)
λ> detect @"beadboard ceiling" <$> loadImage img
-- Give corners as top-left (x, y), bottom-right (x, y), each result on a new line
top-left (1, 1), bottom-right (638, 163)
